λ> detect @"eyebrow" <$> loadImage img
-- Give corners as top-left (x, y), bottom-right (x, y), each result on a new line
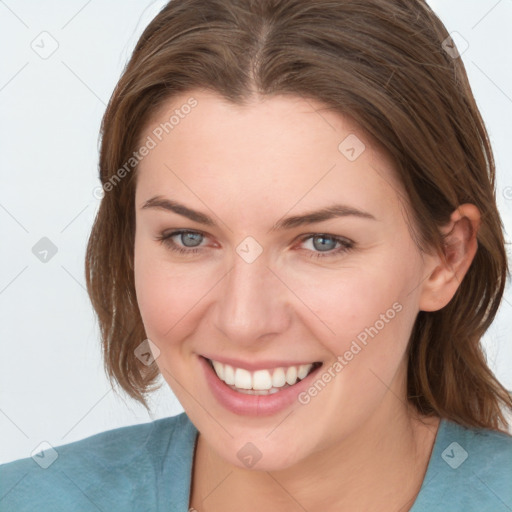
top-left (141, 196), bottom-right (215, 226)
top-left (140, 195), bottom-right (377, 231)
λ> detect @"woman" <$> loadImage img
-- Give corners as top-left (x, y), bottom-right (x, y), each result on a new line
top-left (1, 0), bottom-right (511, 510)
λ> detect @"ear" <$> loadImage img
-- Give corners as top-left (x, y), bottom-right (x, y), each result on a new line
top-left (419, 203), bottom-right (481, 312)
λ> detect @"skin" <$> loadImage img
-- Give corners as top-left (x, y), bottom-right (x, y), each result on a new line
top-left (133, 89), bottom-right (480, 510)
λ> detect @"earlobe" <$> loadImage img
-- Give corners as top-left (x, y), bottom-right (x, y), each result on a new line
top-left (419, 204), bottom-right (481, 312)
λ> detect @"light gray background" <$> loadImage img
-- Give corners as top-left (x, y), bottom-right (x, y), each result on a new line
top-left (1, 0), bottom-right (511, 464)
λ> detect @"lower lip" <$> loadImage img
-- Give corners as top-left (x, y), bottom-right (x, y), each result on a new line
top-left (199, 356), bottom-right (323, 416)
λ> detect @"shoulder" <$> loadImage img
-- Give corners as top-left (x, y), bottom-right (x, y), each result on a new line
top-left (413, 418), bottom-right (512, 511)
top-left (443, 418), bottom-right (512, 481)
top-left (0, 412), bottom-right (197, 512)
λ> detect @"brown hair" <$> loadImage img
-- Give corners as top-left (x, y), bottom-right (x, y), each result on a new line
top-left (85, 0), bottom-right (512, 432)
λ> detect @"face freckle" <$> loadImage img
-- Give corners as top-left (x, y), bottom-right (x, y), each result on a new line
top-left (133, 89), bottom-right (431, 471)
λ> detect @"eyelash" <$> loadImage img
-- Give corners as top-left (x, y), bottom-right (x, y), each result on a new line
top-left (155, 230), bottom-right (206, 256)
top-left (155, 230), bottom-right (354, 259)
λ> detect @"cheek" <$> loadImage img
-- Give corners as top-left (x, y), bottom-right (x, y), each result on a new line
top-left (287, 255), bottom-right (421, 387)
top-left (290, 266), bottom-right (408, 343)
top-left (289, 268), bottom-right (417, 434)
top-left (133, 243), bottom-right (210, 345)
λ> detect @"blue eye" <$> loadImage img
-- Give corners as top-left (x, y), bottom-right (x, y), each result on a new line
top-left (179, 231), bottom-right (203, 247)
top-left (156, 230), bottom-right (206, 254)
top-left (156, 230), bottom-right (354, 259)
top-left (298, 234), bottom-right (353, 259)
top-left (311, 235), bottom-right (337, 251)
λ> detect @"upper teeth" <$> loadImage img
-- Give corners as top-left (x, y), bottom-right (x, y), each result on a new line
top-left (210, 359), bottom-right (314, 390)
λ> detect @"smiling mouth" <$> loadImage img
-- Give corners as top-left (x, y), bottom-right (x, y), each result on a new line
top-left (205, 357), bottom-right (323, 395)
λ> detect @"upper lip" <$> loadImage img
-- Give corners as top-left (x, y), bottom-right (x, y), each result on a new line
top-left (201, 354), bottom-right (322, 372)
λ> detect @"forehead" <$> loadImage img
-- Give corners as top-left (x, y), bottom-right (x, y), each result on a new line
top-left (135, 90), bottom-right (405, 221)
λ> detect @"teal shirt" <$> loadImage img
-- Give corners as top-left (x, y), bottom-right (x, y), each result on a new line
top-left (1, 412), bottom-right (511, 511)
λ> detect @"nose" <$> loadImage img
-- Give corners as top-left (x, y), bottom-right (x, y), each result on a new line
top-left (212, 253), bottom-right (292, 345)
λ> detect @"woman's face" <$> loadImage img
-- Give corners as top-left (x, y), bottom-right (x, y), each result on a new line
top-left (133, 89), bottom-right (437, 470)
